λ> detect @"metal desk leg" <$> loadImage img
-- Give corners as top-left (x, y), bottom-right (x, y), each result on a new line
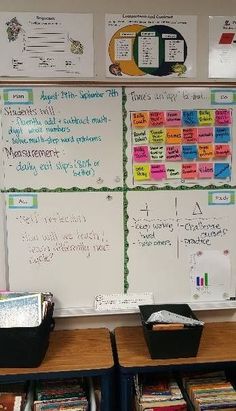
top-left (100, 372), bottom-right (113, 411)
top-left (120, 372), bottom-right (134, 411)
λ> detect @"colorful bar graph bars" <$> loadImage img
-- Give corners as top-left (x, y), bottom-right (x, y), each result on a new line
top-left (196, 273), bottom-right (209, 287)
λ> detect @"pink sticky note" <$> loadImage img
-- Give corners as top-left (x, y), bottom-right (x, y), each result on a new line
top-left (165, 110), bottom-right (182, 126)
top-left (215, 109), bottom-right (232, 126)
top-left (182, 128), bottom-right (198, 143)
top-left (198, 162), bottom-right (214, 179)
top-left (149, 111), bottom-right (165, 126)
top-left (214, 144), bottom-right (231, 158)
top-left (166, 145), bottom-right (182, 161)
top-left (198, 127), bottom-right (214, 143)
top-left (133, 145), bottom-right (150, 162)
top-left (182, 163), bottom-right (197, 179)
top-left (151, 164), bottom-right (167, 180)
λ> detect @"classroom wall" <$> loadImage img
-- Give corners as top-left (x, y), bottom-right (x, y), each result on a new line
top-left (1, 0), bottom-right (236, 329)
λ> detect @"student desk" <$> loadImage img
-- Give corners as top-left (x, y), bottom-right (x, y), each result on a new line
top-left (0, 328), bottom-right (114, 411)
top-left (114, 323), bottom-right (236, 411)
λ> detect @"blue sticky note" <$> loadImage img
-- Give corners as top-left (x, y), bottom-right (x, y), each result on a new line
top-left (182, 110), bottom-right (198, 126)
top-left (182, 145), bottom-right (198, 160)
top-left (215, 127), bottom-right (231, 143)
top-left (214, 163), bottom-right (231, 179)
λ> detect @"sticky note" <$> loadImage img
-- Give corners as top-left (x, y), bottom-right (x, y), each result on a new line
top-left (150, 145), bottom-right (165, 161)
top-left (166, 163), bottom-right (181, 179)
top-left (133, 145), bottom-right (150, 162)
top-left (166, 128), bottom-right (182, 144)
top-left (197, 127), bottom-right (214, 143)
top-left (182, 128), bottom-right (198, 143)
top-left (198, 144), bottom-right (214, 160)
top-left (132, 112), bottom-right (149, 128)
top-left (182, 110), bottom-right (198, 126)
top-left (133, 164), bottom-right (150, 180)
top-left (198, 163), bottom-right (214, 179)
top-left (214, 144), bottom-right (231, 158)
top-left (214, 163), bottom-right (231, 179)
top-left (149, 111), bottom-right (165, 126)
top-left (165, 110), bottom-right (182, 126)
top-left (198, 110), bottom-right (215, 126)
top-left (215, 127), bottom-right (231, 143)
top-left (215, 109), bottom-right (232, 126)
top-left (166, 145), bottom-right (182, 161)
top-left (133, 129), bottom-right (148, 144)
top-left (150, 164), bottom-right (166, 180)
top-left (182, 163), bottom-right (197, 179)
top-left (148, 128), bottom-right (166, 144)
top-left (182, 145), bottom-right (198, 160)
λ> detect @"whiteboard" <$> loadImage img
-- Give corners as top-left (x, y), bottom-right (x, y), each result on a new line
top-left (127, 189), bottom-right (236, 303)
top-left (1, 86), bottom-right (123, 189)
top-left (125, 87), bottom-right (236, 188)
top-left (6, 192), bottom-right (124, 314)
top-left (2, 85), bottom-right (236, 315)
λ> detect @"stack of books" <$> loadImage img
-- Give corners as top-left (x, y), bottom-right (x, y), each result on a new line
top-left (134, 375), bottom-right (187, 410)
top-left (0, 382), bottom-right (27, 411)
top-left (33, 378), bottom-right (89, 411)
top-left (182, 371), bottom-right (236, 410)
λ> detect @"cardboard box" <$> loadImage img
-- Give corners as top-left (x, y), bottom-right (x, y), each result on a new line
top-left (139, 304), bottom-right (203, 359)
top-left (0, 303), bottom-right (54, 367)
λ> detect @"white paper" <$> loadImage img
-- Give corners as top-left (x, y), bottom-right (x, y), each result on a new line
top-left (94, 292), bottom-right (154, 311)
top-left (209, 16), bottom-right (236, 78)
top-left (190, 250), bottom-right (231, 301)
top-left (0, 12), bottom-right (94, 77)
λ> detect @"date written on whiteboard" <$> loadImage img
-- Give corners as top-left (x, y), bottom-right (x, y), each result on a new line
top-left (94, 292), bottom-right (154, 311)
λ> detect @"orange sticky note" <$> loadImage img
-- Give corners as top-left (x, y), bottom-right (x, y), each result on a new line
top-left (198, 144), bottom-right (214, 160)
top-left (166, 128), bottom-right (182, 144)
top-left (132, 112), bottom-right (149, 128)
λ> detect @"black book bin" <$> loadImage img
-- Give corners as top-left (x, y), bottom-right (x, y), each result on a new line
top-left (139, 304), bottom-right (203, 359)
top-left (0, 303), bottom-right (55, 367)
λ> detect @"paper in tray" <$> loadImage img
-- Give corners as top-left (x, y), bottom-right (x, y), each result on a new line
top-left (146, 310), bottom-right (204, 326)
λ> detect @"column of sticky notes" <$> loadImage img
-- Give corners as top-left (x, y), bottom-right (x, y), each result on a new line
top-left (132, 108), bottom-right (232, 183)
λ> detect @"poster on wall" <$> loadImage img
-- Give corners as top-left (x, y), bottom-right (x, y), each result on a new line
top-left (209, 16), bottom-right (236, 78)
top-left (0, 12), bottom-right (94, 77)
top-left (105, 14), bottom-right (197, 78)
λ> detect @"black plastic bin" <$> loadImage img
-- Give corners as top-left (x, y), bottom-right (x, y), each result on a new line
top-left (0, 303), bottom-right (54, 367)
top-left (139, 304), bottom-right (203, 359)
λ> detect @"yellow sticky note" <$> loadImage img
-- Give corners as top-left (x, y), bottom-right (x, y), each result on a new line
top-left (198, 144), bottom-right (214, 159)
top-left (198, 110), bottom-right (215, 126)
top-left (133, 164), bottom-right (150, 180)
top-left (148, 128), bottom-right (166, 144)
top-left (132, 112), bottom-right (149, 128)
top-left (166, 128), bottom-right (182, 144)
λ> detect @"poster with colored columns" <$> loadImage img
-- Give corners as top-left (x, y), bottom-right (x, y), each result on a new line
top-left (106, 14), bottom-right (197, 78)
top-left (125, 87), bottom-right (236, 187)
top-left (209, 16), bottom-right (236, 78)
